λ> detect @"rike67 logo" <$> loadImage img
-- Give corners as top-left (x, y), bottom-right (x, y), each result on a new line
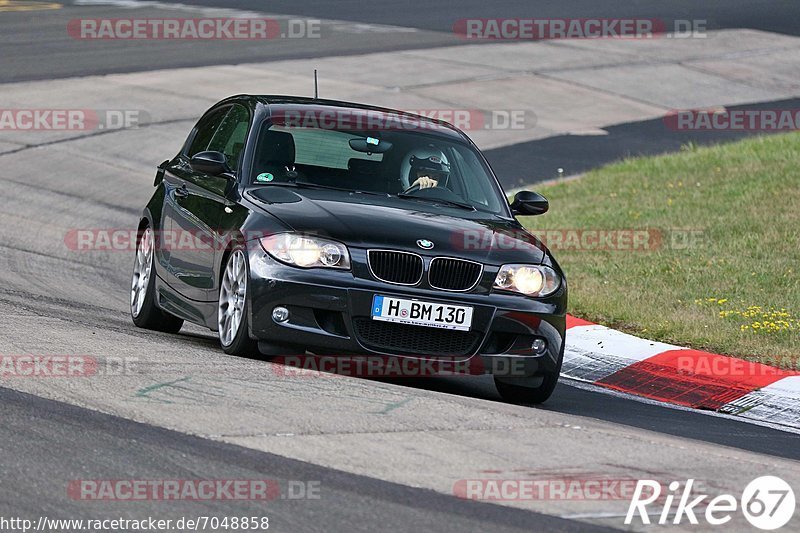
top-left (626, 476), bottom-right (795, 530)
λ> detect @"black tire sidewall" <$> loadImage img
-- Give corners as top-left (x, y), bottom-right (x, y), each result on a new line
top-left (494, 343), bottom-right (564, 404)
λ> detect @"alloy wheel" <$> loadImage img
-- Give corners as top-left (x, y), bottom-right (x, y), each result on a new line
top-left (218, 249), bottom-right (248, 346)
top-left (130, 227), bottom-right (154, 318)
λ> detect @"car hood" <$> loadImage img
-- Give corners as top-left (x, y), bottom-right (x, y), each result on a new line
top-left (246, 187), bottom-right (546, 265)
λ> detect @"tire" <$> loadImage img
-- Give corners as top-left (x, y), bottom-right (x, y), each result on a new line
top-left (494, 372), bottom-right (559, 405)
top-left (218, 247), bottom-right (259, 356)
top-left (494, 344), bottom-right (563, 405)
top-left (130, 226), bottom-right (184, 333)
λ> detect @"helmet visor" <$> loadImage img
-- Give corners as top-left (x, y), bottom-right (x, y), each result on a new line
top-left (410, 154), bottom-right (450, 176)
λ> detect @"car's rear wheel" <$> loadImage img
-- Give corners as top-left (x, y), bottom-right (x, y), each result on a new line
top-left (218, 247), bottom-right (258, 356)
top-left (130, 226), bottom-right (184, 333)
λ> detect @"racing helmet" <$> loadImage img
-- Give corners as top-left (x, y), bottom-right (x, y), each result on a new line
top-left (400, 146), bottom-right (450, 189)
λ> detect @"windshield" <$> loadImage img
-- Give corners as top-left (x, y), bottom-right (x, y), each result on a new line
top-left (250, 120), bottom-right (508, 216)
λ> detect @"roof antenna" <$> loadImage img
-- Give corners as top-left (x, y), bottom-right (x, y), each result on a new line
top-left (314, 69), bottom-right (319, 99)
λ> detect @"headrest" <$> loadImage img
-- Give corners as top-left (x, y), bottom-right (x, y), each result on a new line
top-left (256, 130), bottom-right (296, 168)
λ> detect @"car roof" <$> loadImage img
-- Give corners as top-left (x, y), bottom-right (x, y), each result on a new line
top-left (220, 94), bottom-right (470, 143)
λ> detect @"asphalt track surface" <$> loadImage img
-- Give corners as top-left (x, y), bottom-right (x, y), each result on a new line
top-left (5, 0), bottom-right (800, 82)
top-left (1, 1), bottom-right (800, 531)
top-left (487, 97), bottom-right (800, 182)
top-left (1, 1), bottom-right (462, 82)
top-left (0, 387), bottom-right (608, 533)
top-left (158, 0), bottom-right (800, 37)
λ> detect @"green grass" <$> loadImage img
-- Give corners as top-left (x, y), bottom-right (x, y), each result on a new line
top-left (521, 133), bottom-right (800, 365)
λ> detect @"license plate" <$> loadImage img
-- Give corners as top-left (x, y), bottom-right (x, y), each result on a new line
top-left (371, 295), bottom-right (473, 331)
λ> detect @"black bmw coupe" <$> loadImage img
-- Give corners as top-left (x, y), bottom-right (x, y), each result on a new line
top-left (131, 95), bottom-right (567, 403)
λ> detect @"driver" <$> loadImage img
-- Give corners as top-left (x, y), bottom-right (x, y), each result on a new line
top-left (400, 147), bottom-right (450, 191)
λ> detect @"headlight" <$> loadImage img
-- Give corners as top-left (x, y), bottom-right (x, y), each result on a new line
top-left (260, 233), bottom-right (351, 269)
top-left (493, 264), bottom-right (560, 297)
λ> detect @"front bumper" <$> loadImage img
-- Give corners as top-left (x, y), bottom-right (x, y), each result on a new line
top-left (247, 247), bottom-right (566, 378)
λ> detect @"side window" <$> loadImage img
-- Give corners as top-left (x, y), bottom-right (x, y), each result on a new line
top-left (187, 107), bottom-right (229, 157)
top-left (207, 105), bottom-right (250, 171)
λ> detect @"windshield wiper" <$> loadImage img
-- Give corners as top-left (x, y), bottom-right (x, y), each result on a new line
top-left (396, 193), bottom-right (477, 211)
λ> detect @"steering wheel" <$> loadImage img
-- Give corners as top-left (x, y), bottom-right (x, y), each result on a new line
top-left (401, 180), bottom-right (443, 195)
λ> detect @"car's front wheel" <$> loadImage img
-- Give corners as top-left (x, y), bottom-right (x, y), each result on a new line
top-left (130, 226), bottom-right (184, 333)
top-left (494, 346), bottom-right (563, 404)
top-left (494, 373), bottom-right (559, 404)
top-left (218, 247), bottom-right (259, 356)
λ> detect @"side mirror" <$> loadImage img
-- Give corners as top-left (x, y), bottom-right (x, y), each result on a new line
top-left (154, 159), bottom-right (170, 186)
top-left (190, 151), bottom-right (233, 178)
top-left (510, 191), bottom-right (549, 216)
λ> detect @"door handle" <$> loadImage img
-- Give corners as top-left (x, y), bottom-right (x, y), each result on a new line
top-left (175, 185), bottom-right (189, 198)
